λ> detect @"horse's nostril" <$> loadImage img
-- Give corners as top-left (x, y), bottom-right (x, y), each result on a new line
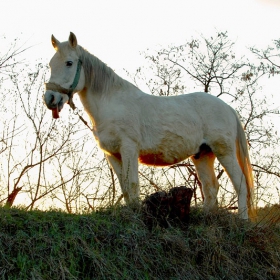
top-left (50, 94), bottom-right (55, 104)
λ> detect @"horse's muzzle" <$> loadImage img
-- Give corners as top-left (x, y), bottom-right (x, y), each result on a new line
top-left (44, 90), bottom-right (67, 118)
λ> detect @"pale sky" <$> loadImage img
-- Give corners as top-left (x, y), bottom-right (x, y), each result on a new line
top-left (1, 0), bottom-right (280, 76)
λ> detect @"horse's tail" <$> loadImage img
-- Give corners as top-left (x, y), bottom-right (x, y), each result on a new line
top-left (235, 111), bottom-right (256, 220)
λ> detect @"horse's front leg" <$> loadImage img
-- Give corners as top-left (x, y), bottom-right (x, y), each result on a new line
top-left (106, 154), bottom-right (122, 192)
top-left (119, 140), bottom-right (140, 205)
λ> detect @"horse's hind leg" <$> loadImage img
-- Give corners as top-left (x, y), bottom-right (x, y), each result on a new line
top-left (215, 152), bottom-right (248, 219)
top-left (191, 145), bottom-right (219, 212)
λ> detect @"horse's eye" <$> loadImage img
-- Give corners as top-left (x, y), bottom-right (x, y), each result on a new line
top-left (66, 61), bottom-right (73, 67)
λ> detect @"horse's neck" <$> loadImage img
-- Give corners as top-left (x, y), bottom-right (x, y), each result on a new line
top-left (78, 49), bottom-right (140, 124)
top-left (77, 85), bottom-right (102, 122)
top-left (81, 50), bottom-right (122, 93)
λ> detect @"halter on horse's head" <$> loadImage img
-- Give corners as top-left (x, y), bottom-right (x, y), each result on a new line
top-left (44, 32), bottom-right (85, 118)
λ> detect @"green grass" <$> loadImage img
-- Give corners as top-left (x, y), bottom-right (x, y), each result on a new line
top-left (0, 205), bottom-right (279, 279)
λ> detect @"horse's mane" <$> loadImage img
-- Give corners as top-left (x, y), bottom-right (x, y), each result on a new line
top-left (76, 46), bottom-right (127, 93)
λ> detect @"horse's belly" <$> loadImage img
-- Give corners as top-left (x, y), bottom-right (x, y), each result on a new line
top-left (138, 152), bottom-right (185, 166)
top-left (139, 131), bottom-right (197, 166)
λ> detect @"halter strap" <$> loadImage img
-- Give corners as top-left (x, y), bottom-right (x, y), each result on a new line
top-left (69, 59), bottom-right (82, 94)
top-left (45, 59), bottom-right (82, 102)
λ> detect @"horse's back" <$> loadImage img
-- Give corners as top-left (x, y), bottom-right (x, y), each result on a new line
top-left (145, 91), bottom-right (238, 135)
top-left (184, 92), bottom-right (238, 134)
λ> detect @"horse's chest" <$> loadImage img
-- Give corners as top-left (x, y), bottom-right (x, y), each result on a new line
top-left (95, 127), bottom-right (121, 155)
top-left (95, 119), bottom-right (140, 155)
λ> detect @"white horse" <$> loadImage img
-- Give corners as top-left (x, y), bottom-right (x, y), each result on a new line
top-left (44, 32), bottom-right (254, 219)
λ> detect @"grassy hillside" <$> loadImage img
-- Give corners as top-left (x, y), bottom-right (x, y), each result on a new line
top-left (0, 205), bottom-right (279, 280)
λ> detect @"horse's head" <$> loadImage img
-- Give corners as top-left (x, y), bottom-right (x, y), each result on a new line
top-left (44, 32), bottom-right (85, 118)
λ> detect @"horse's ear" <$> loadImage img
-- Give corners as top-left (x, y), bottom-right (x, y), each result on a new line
top-left (51, 35), bottom-right (60, 50)
top-left (69, 32), bottom-right (77, 48)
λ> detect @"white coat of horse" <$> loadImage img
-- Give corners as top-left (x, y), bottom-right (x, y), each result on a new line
top-left (44, 32), bottom-right (254, 219)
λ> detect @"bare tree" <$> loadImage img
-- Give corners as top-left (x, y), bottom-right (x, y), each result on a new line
top-left (0, 36), bottom-right (31, 75)
top-left (251, 39), bottom-right (280, 77)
